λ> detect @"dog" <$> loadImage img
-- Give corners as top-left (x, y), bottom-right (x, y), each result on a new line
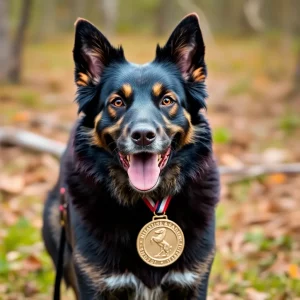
top-left (42, 13), bottom-right (220, 300)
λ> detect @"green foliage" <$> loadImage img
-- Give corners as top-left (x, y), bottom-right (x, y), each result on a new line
top-left (0, 217), bottom-right (54, 295)
top-left (279, 113), bottom-right (300, 133)
top-left (18, 90), bottom-right (40, 108)
top-left (213, 127), bottom-right (231, 144)
top-left (228, 79), bottom-right (251, 96)
top-left (3, 218), bottom-right (39, 251)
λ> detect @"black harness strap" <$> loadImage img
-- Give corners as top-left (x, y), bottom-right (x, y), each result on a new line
top-left (53, 188), bottom-right (67, 300)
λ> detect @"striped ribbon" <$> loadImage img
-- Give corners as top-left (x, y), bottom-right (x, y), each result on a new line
top-left (143, 195), bottom-right (172, 214)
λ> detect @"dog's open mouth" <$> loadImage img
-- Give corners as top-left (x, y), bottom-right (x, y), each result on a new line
top-left (119, 147), bottom-right (171, 192)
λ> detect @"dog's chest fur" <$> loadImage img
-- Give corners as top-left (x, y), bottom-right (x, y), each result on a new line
top-left (74, 243), bottom-right (213, 299)
top-left (66, 151), bottom-right (218, 298)
top-left (99, 271), bottom-right (199, 299)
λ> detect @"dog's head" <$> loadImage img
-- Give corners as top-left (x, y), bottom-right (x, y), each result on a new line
top-left (73, 14), bottom-right (212, 204)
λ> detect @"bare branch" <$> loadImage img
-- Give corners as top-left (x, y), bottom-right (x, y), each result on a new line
top-left (0, 127), bottom-right (65, 158)
top-left (219, 164), bottom-right (300, 176)
top-left (1, 127), bottom-right (299, 181)
top-left (220, 163), bottom-right (300, 184)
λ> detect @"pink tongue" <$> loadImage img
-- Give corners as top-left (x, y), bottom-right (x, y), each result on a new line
top-left (128, 153), bottom-right (160, 191)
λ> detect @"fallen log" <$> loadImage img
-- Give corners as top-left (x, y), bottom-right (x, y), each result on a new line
top-left (1, 127), bottom-right (299, 179)
top-left (0, 127), bottom-right (65, 158)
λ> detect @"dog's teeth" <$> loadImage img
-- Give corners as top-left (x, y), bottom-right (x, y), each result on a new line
top-left (127, 155), bottom-right (130, 162)
top-left (158, 155), bottom-right (161, 162)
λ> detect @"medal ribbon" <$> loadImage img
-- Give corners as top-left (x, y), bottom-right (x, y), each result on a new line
top-left (143, 195), bottom-right (172, 214)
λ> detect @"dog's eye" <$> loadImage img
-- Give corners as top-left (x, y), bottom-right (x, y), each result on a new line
top-left (161, 96), bottom-right (175, 106)
top-left (111, 97), bottom-right (125, 107)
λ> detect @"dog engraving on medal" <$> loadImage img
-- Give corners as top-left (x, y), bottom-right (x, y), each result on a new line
top-left (136, 218), bottom-right (185, 267)
top-left (151, 228), bottom-right (172, 257)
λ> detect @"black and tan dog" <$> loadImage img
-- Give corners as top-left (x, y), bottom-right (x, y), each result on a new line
top-left (42, 13), bottom-right (220, 300)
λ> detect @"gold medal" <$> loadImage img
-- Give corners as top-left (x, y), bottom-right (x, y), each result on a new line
top-left (136, 215), bottom-right (185, 267)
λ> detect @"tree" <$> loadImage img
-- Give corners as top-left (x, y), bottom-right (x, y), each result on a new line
top-left (98, 0), bottom-right (119, 36)
top-left (0, 0), bottom-right (11, 83)
top-left (9, 0), bottom-right (32, 83)
top-left (0, 0), bottom-right (32, 84)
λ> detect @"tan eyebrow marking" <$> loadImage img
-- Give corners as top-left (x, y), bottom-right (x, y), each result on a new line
top-left (122, 84), bottom-right (132, 98)
top-left (152, 82), bottom-right (163, 97)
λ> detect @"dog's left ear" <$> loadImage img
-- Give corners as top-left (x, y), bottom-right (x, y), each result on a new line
top-left (155, 13), bottom-right (206, 82)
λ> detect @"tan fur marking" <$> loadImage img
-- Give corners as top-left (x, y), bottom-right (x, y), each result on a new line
top-left (91, 130), bottom-right (103, 148)
top-left (91, 115), bottom-right (124, 149)
top-left (122, 84), bottom-right (132, 98)
top-left (192, 67), bottom-right (206, 82)
top-left (77, 72), bottom-right (90, 86)
top-left (107, 106), bottom-right (117, 119)
top-left (162, 115), bottom-right (184, 136)
top-left (101, 116), bottom-right (123, 138)
top-left (182, 110), bottom-right (196, 146)
top-left (163, 111), bottom-right (195, 147)
top-left (94, 112), bottom-right (103, 129)
top-left (169, 103), bottom-right (178, 117)
top-left (91, 112), bottom-right (103, 148)
top-left (74, 250), bottom-right (106, 290)
top-left (79, 72), bottom-right (89, 83)
top-left (76, 80), bottom-right (87, 86)
top-left (152, 83), bottom-right (163, 97)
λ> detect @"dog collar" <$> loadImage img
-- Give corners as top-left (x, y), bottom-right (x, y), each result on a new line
top-left (142, 195), bottom-right (172, 214)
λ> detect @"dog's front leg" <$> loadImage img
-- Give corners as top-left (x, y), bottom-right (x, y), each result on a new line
top-left (73, 266), bottom-right (100, 300)
top-left (193, 267), bottom-right (212, 300)
top-left (73, 256), bottom-right (108, 300)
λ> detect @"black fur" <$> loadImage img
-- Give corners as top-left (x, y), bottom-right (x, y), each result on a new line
top-left (43, 13), bottom-right (220, 300)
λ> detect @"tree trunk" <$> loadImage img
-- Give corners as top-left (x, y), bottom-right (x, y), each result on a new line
top-left (0, 0), bottom-right (11, 83)
top-left (154, 0), bottom-right (171, 36)
top-left (98, 0), bottom-right (118, 36)
top-left (9, 0), bottom-right (32, 83)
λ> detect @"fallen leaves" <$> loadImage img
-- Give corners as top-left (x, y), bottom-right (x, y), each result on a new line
top-left (0, 175), bottom-right (25, 194)
top-left (22, 255), bottom-right (42, 272)
top-left (1, 35), bottom-right (300, 300)
top-left (288, 264), bottom-right (300, 279)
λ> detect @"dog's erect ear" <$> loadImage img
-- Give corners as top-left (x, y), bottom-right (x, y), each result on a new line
top-left (73, 18), bottom-right (124, 87)
top-left (155, 13), bottom-right (206, 82)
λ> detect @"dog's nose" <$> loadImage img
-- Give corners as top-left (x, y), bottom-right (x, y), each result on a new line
top-left (131, 127), bottom-right (156, 146)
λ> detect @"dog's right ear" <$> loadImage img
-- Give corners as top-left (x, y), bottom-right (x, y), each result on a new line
top-left (73, 18), bottom-right (124, 113)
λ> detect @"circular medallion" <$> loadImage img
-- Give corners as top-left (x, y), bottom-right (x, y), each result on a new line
top-left (136, 216), bottom-right (185, 267)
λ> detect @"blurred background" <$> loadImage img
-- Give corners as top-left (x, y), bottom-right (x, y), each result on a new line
top-left (0, 0), bottom-right (300, 299)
